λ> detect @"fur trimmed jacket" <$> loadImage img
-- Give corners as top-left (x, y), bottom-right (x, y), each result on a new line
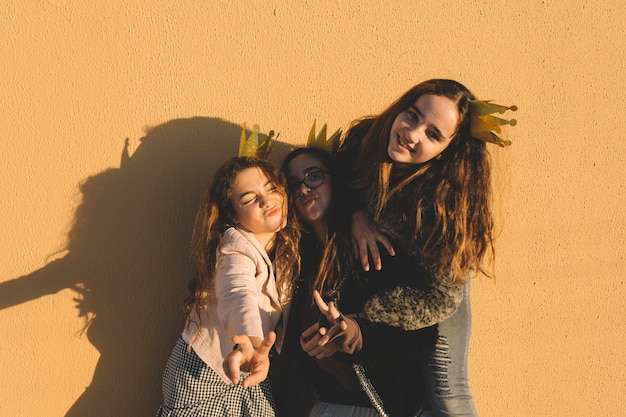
top-left (344, 241), bottom-right (463, 417)
top-left (272, 234), bottom-right (464, 417)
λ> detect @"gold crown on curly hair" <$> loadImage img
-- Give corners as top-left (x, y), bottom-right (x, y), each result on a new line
top-left (238, 122), bottom-right (278, 159)
top-left (469, 100), bottom-right (517, 147)
top-left (306, 120), bottom-right (342, 153)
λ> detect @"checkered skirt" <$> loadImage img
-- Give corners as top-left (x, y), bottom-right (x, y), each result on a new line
top-left (156, 337), bottom-right (277, 417)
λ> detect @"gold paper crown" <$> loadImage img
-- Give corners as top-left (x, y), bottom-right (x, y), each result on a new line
top-left (306, 120), bottom-right (342, 153)
top-left (469, 100), bottom-right (517, 147)
top-left (238, 122), bottom-right (278, 159)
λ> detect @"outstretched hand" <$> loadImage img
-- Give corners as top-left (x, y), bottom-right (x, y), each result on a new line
top-left (352, 210), bottom-right (395, 271)
top-left (223, 331), bottom-right (276, 388)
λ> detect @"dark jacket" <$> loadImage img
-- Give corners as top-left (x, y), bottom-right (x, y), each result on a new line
top-left (272, 234), bottom-right (455, 417)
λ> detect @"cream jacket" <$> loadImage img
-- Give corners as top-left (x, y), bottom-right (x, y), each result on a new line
top-left (182, 226), bottom-right (290, 383)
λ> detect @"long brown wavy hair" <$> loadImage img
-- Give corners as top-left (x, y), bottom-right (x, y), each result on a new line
top-left (185, 157), bottom-right (300, 335)
top-left (340, 79), bottom-right (495, 284)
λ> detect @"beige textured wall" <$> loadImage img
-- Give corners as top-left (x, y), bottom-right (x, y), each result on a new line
top-left (1, 1), bottom-right (624, 416)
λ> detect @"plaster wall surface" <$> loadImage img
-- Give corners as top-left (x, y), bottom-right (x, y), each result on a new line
top-left (1, 1), bottom-right (624, 416)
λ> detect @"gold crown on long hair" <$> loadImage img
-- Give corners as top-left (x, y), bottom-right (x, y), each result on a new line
top-left (469, 100), bottom-right (517, 147)
top-left (238, 122), bottom-right (278, 159)
top-left (306, 120), bottom-right (342, 153)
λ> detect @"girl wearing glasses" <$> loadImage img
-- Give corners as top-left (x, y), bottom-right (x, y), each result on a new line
top-left (272, 146), bottom-right (439, 417)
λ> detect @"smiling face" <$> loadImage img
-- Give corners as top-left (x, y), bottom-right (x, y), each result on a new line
top-left (285, 153), bottom-right (332, 230)
top-left (229, 167), bottom-right (286, 242)
top-left (387, 94), bottom-right (460, 165)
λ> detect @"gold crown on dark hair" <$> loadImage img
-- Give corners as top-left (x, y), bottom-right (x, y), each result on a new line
top-left (469, 100), bottom-right (517, 147)
top-left (238, 123), bottom-right (278, 159)
top-left (307, 120), bottom-right (342, 153)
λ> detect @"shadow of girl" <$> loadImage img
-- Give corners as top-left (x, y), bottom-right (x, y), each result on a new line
top-left (0, 117), bottom-right (291, 416)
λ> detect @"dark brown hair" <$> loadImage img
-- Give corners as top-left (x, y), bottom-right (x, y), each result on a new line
top-left (340, 79), bottom-right (495, 284)
top-left (281, 147), bottom-right (353, 297)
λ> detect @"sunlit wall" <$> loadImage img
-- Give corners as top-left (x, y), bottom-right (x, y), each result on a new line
top-left (1, 1), bottom-right (624, 416)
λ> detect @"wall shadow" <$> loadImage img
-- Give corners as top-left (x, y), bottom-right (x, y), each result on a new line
top-left (0, 117), bottom-right (293, 416)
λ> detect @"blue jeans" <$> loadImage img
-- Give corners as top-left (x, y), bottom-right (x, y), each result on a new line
top-left (419, 282), bottom-right (479, 417)
top-left (309, 401), bottom-right (433, 417)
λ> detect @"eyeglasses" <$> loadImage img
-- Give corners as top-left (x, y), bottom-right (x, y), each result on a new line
top-left (288, 169), bottom-right (330, 194)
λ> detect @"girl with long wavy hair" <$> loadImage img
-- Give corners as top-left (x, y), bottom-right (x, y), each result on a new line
top-left (310, 79), bottom-right (511, 416)
top-left (157, 156), bottom-right (300, 417)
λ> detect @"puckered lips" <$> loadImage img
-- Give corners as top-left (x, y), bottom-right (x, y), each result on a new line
top-left (299, 192), bottom-right (317, 207)
top-left (264, 205), bottom-right (281, 217)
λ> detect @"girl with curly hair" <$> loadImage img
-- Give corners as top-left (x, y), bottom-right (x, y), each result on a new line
top-left (157, 156), bottom-right (300, 417)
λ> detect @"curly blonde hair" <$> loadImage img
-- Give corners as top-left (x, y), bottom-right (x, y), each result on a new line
top-left (185, 157), bottom-right (300, 339)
